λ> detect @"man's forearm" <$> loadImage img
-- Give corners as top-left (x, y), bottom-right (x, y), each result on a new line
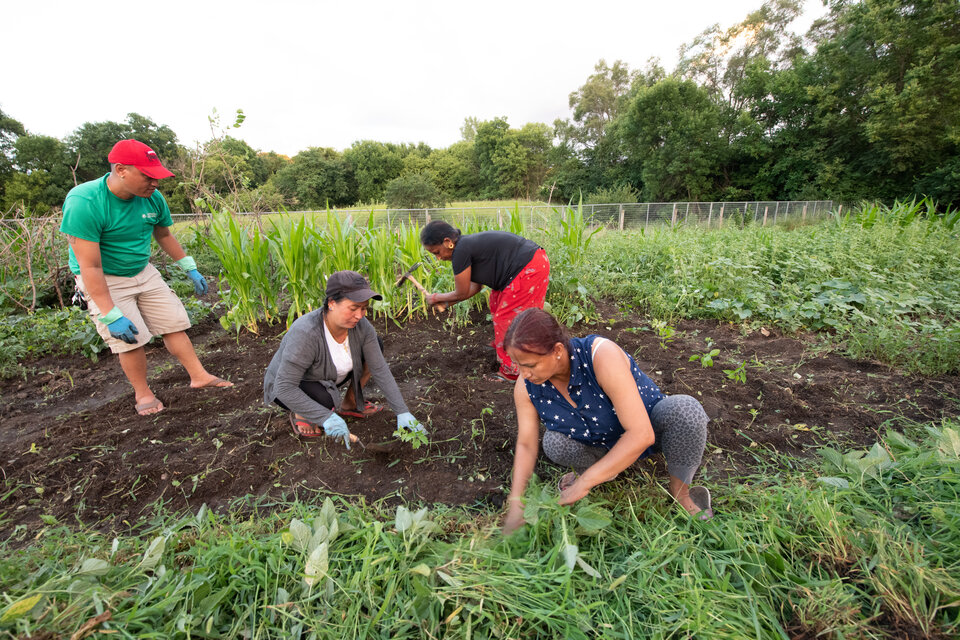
top-left (154, 229), bottom-right (187, 261)
top-left (78, 265), bottom-right (115, 318)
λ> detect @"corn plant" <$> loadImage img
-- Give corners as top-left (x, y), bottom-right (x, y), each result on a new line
top-left (205, 209), bottom-right (279, 333)
top-left (268, 213), bottom-right (327, 327)
top-left (320, 207), bottom-right (364, 274)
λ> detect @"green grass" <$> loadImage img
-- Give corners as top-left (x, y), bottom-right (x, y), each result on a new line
top-left (2, 423), bottom-right (958, 638)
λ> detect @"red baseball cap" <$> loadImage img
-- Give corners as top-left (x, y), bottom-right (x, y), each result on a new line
top-left (107, 139), bottom-right (175, 180)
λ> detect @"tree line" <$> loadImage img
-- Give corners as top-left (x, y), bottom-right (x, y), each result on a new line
top-left (1, 0), bottom-right (957, 216)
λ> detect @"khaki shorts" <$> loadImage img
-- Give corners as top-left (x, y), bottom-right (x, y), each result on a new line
top-left (78, 263), bottom-right (191, 354)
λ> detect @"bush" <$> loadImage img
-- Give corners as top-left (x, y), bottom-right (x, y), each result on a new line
top-left (585, 183), bottom-right (639, 205)
top-left (384, 173), bottom-right (446, 209)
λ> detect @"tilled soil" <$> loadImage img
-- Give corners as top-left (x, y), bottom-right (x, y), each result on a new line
top-left (2, 299), bottom-right (957, 539)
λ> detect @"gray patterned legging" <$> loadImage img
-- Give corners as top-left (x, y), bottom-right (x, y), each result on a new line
top-left (541, 394), bottom-right (708, 485)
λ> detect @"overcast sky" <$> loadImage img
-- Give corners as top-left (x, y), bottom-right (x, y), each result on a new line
top-left (3, 0), bottom-right (828, 157)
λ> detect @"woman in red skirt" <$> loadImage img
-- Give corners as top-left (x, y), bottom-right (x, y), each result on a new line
top-left (421, 220), bottom-right (550, 381)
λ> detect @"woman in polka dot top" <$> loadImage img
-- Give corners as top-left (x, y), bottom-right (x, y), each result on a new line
top-left (501, 309), bottom-right (711, 535)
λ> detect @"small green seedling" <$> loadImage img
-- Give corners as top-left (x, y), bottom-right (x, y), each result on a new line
top-left (690, 348), bottom-right (720, 367)
top-left (723, 361), bottom-right (747, 383)
top-left (394, 420), bottom-right (429, 449)
top-left (650, 320), bottom-right (676, 348)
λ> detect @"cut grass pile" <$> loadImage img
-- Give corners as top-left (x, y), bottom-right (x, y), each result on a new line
top-left (2, 423), bottom-right (958, 638)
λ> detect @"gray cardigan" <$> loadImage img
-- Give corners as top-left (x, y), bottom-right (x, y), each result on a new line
top-left (263, 309), bottom-right (409, 425)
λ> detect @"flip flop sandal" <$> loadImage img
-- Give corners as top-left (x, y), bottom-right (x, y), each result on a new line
top-left (289, 413), bottom-right (323, 438)
top-left (195, 376), bottom-right (233, 389)
top-left (689, 486), bottom-right (714, 520)
top-left (135, 398), bottom-right (164, 416)
top-left (338, 401), bottom-right (384, 419)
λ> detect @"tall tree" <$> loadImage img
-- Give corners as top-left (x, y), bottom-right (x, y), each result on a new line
top-left (0, 107), bottom-right (26, 209)
top-left (3, 135), bottom-right (74, 212)
top-left (273, 147), bottom-right (356, 209)
top-left (617, 79), bottom-right (724, 201)
top-left (344, 140), bottom-right (405, 204)
top-left (66, 113), bottom-right (180, 184)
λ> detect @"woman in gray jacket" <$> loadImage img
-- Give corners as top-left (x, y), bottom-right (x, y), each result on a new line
top-left (263, 271), bottom-right (422, 448)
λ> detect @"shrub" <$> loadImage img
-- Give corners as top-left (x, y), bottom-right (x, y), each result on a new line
top-left (384, 173), bottom-right (446, 209)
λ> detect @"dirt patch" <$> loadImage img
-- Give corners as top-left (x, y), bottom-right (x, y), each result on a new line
top-left (2, 299), bottom-right (958, 538)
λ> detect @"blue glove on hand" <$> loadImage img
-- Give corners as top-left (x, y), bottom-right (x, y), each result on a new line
top-left (186, 269), bottom-right (208, 296)
top-left (107, 316), bottom-right (139, 344)
top-left (322, 413), bottom-right (352, 450)
top-left (397, 412), bottom-right (426, 434)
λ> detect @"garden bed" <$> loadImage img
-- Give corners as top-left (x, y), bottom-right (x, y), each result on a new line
top-left (1, 299), bottom-right (957, 538)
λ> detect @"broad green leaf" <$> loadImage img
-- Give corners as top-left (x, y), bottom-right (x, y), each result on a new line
top-left (304, 542), bottom-right (329, 588)
top-left (1, 594), bottom-right (42, 622)
top-left (575, 504), bottom-right (612, 534)
top-left (436, 571), bottom-right (462, 587)
top-left (938, 427), bottom-right (960, 459)
top-left (138, 536), bottom-right (166, 572)
top-left (76, 558), bottom-right (111, 577)
top-left (396, 506), bottom-right (413, 532)
top-left (289, 519), bottom-right (311, 552)
top-left (319, 498), bottom-right (337, 529)
top-left (309, 524), bottom-right (328, 553)
top-left (817, 477), bottom-right (850, 489)
top-left (410, 564), bottom-right (431, 576)
top-left (575, 555), bottom-right (600, 578)
top-left (562, 543), bottom-right (578, 571)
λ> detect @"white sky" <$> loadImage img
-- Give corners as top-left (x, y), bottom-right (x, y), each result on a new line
top-left (2, 0), bottom-right (828, 157)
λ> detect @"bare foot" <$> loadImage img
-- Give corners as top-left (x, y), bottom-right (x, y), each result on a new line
top-left (190, 374), bottom-right (234, 389)
top-left (135, 396), bottom-right (164, 416)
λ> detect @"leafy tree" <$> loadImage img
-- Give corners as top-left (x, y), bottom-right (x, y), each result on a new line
top-left (460, 117), bottom-right (481, 142)
top-left (0, 106), bottom-right (26, 208)
top-left (343, 140), bottom-right (405, 204)
top-left (384, 173), bottom-right (446, 209)
top-left (66, 113), bottom-right (180, 184)
top-left (273, 147), bottom-right (357, 209)
top-left (473, 117), bottom-right (511, 198)
top-left (742, 0), bottom-right (960, 204)
top-left (3, 135), bottom-right (74, 213)
top-left (550, 59), bottom-right (663, 200)
top-left (617, 78), bottom-right (724, 201)
top-left (420, 141), bottom-right (481, 200)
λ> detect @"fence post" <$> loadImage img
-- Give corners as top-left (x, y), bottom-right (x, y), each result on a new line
top-left (619, 204), bottom-right (624, 231)
top-left (802, 204), bottom-right (807, 222)
top-left (719, 204), bottom-right (724, 228)
top-left (424, 209), bottom-right (430, 224)
top-left (763, 206), bottom-right (768, 226)
top-left (774, 201), bottom-right (780, 225)
top-left (707, 202), bottom-right (713, 228)
top-left (498, 208), bottom-right (502, 228)
top-left (684, 202), bottom-right (690, 226)
top-left (645, 203), bottom-right (650, 230)
top-left (671, 203), bottom-right (677, 228)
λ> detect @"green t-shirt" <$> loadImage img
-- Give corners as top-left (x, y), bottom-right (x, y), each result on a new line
top-left (61, 174), bottom-right (174, 277)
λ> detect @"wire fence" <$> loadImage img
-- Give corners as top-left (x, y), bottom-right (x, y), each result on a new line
top-left (160, 199), bottom-right (836, 230)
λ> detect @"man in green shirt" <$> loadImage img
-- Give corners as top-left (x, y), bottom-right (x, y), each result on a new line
top-left (60, 140), bottom-right (232, 416)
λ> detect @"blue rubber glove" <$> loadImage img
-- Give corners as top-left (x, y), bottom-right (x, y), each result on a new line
top-left (322, 413), bottom-right (352, 450)
top-left (186, 269), bottom-right (208, 296)
top-left (107, 316), bottom-right (139, 344)
top-left (397, 412), bottom-right (426, 434)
